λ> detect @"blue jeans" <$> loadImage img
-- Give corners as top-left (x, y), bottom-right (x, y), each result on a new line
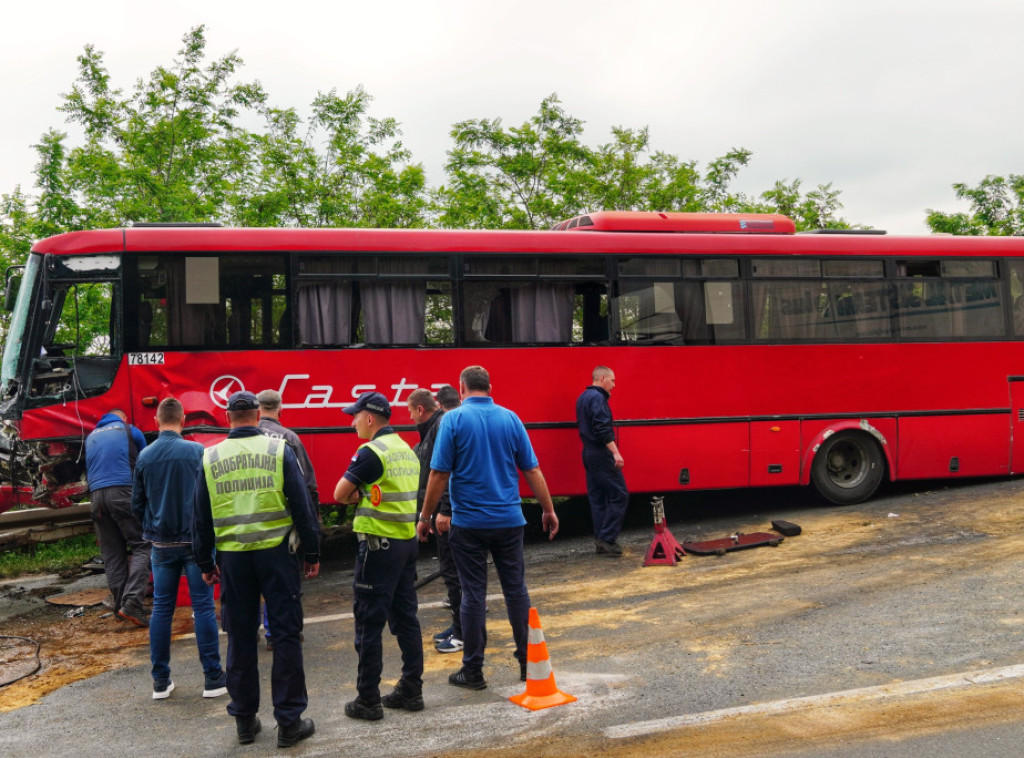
top-left (150, 545), bottom-right (223, 684)
top-left (449, 525), bottom-right (530, 674)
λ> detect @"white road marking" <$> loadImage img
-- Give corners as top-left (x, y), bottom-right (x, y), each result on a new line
top-left (604, 662), bottom-right (1024, 739)
top-left (179, 594), bottom-right (506, 639)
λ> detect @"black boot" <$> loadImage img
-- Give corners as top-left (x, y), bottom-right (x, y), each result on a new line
top-left (235, 715), bottom-right (261, 745)
top-left (276, 717), bottom-right (315, 748)
top-left (381, 679), bottom-right (424, 711)
top-left (344, 696), bottom-right (384, 721)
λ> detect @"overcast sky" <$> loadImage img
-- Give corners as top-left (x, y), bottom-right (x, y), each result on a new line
top-left (3, 0), bottom-right (1022, 234)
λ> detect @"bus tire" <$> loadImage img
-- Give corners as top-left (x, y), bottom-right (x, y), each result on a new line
top-left (810, 431), bottom-right (884, 505)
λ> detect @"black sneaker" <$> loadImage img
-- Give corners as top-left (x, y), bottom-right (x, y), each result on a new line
top-left (203, 671), bottom-right (228, 698)
top-left (381, 680), bottom-right (424, 712)
top-left (520, 660), bottom-right (528, 682)
top-left (236, 715), bottom-right (261, 745)
top-left (344, 697), bottom-right (384, 721)
top-left (118, 603), bottom-right (150, 627)
top-left (594, 539), bottom-right (624, 556)
top-left (277, 717), bottom-right (315, 747)
top-left (448, 667), bottom-right (487, 690)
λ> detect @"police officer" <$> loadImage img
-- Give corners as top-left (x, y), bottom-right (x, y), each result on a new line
top-left (333, 391), bottom-right (424, 720)
top-left (193, 391), bottom-right (320, 748)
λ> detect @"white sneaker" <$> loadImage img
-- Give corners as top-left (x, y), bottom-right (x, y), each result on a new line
top-left (435, 636), bottom-right (464, 654)
top-left (153, 680), bottom-right (175, 700)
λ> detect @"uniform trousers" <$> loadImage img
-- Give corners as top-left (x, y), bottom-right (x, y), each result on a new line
top-left (219, 540), bottom-right (307, 727)
top-left (449, 525), bottom-right (530, 674)
top-left (582, 446), bottom-right (630, 544)
top-left (353, 535), bottom-right (423, 701)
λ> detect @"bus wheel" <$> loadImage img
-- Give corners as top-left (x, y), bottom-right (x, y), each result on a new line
top-left (810, 431), bottom-right (884, 505)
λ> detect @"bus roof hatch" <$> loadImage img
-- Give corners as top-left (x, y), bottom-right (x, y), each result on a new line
top-left (552, 211), bottom-right (796, 234)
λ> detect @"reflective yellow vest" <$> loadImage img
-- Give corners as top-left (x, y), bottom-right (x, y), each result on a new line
top-left (203, 435), bottom-right (291, 552)
top-left (352, 433), bottom-right (420, 540)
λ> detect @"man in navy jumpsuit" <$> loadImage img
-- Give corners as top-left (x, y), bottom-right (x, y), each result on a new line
top-left (576, 366), bottom-right (629, 556)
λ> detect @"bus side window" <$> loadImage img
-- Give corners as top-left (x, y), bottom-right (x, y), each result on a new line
top-left (360, 281), bottom-right (427, 345)
top-left (1009, 261), bottom-right (1024, 337)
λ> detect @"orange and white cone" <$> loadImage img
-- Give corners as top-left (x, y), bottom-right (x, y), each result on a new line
top-left (509, 607), bottom-right (577, 711)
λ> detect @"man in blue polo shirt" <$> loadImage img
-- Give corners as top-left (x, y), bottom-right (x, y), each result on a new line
top-left (417, 365), bottom-right (558, 690)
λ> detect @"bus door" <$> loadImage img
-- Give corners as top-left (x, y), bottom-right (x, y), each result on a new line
top-left (1009, 378), bottom-right (1024, 474)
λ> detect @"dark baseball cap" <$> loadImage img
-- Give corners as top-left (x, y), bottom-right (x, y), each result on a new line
top-left (342, 391), bottom-right (392, 419)
top-left (226, 390), bottom-right (260, 411)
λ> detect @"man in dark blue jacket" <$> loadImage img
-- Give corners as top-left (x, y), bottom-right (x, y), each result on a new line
top-left (576, 366), bottom-right (629, 556)
top-left (85, 408), bottom-right (150, 625)
top-left (132, 397), bottom-right (226, 701)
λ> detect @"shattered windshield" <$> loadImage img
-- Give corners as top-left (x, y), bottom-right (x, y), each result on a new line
top-left (1, 254), bottom-right (40, 394)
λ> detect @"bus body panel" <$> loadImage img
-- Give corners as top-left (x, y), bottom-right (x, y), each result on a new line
top-left (896, 414), bottom-right (1010, 479)
top-left (1010, 379), bottom-right (1024, 475)
top-left (750, 420), bottom-right (801, 487)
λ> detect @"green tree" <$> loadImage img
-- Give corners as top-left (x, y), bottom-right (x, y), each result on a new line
top-left (926, 175), bottom-right (1024, 235)
top-left (752, 179), bottom-right (852, 231)
top-left (434, 95), bottom-right (841, 230)
top-left (57, 25), bottom-right (266, 226)
top-left (436, 94), bottom-right (595, 229)
top-left (587, 128), bottom-right (753, 213)
top-left (233, 86), bottom-right (427, 228)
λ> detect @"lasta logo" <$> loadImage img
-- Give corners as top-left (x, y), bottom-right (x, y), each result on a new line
top-left (208, 374), bottom-right (451, 410)
top-left (209, 375), bottom-right (246, 409)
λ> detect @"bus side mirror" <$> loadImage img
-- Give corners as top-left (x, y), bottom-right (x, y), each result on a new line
top-left (3, 274), bottom-right (20, 311)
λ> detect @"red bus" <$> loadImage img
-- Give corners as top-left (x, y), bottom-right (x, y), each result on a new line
top-left (3, 212), bottom-right (1024, 516)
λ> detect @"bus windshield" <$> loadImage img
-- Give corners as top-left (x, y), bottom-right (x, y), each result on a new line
top-left (1, 254), bottom-right (41, 396)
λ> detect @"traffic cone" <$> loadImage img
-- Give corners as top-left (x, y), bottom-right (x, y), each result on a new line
top-left (510, 607), bottom-right (577, 711)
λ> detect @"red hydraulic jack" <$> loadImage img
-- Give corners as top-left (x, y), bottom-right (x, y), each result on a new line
top-left (643, 495), bottom-right (686, 566)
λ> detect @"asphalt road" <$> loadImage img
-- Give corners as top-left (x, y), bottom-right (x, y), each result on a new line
top-left (3, 478), bottom-right (1024, 757)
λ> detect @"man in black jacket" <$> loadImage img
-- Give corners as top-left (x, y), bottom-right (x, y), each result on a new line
top-left (407, 388), bottom-right (463, 653)
top-left (576, 366), bottom-right (629, 556)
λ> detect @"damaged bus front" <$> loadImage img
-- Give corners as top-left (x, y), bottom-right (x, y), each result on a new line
top-left (1, 231), bottom-right (126, 514)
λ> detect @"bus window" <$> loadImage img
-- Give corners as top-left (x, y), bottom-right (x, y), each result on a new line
top-left (895, 259), bottom-right (1004, 339)
top-left (460, 256), bottom-right (604, 345)
top-left (49, 282), bottom-right (114, 356)
top-left (462, 281), bottom-right (574, 343)
top-left (753, 258), bottom-right (891, 342)
top-left (360, 281), bottom-right (426, 344)
top-left (127, 255), bottom-right (288, 349)
top-left (425, 282), bottom-right (454, 345)
top-left (1009, 260), bottom-right (1024, 336)
top-left (296, 254), bottom-right (451, 347)
top-left (30, 280), bottom-right (118, 400)
top-left (616, 258), bottom-right (743, 344)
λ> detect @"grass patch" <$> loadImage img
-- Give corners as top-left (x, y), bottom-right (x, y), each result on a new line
top-left (0, 534), bottom-right (99, 579)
